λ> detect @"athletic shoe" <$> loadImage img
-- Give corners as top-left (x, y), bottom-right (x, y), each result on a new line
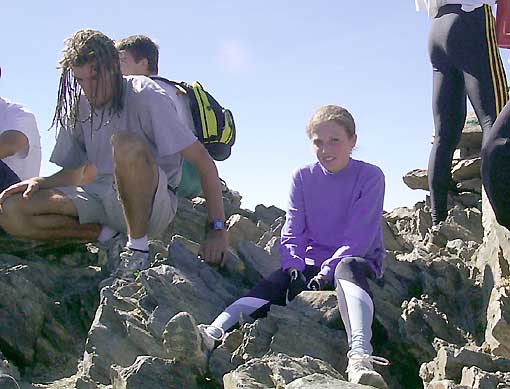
top-left (0, 374), bottom-right (20, 389)
top-left (427, 221), bottom-right (448, 248)
top-left (197, 324), bottom-right (224, 354)
top-left (113, 247), bottom-right (150, 281)
top-left (346, 351), bottom-right (389, 388)
top-left (430, 223), bottom-right (442, 234)
top-left (94, 233), bottom-right (127, 274)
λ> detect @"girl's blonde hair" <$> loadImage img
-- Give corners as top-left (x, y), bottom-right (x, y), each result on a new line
top-left (306, 105), bottom-right (356, 138)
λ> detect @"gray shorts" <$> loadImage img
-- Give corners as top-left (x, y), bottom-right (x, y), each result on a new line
top-left (57, 168), bottom-right (177, 236)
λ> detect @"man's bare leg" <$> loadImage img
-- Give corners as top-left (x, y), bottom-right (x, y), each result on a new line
top-left (0, 189), bottom-right (100, 241)
top-left (110, 132), bottom-right (158, 274)
top-left (111, 132), bottom-right (158, 239)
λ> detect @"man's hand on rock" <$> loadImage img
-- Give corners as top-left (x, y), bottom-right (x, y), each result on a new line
top-left (198, 230), bottom-right (228, 267)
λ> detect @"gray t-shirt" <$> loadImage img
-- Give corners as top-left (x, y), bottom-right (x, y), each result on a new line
top-left (50, 76), bottom-right (197, 190)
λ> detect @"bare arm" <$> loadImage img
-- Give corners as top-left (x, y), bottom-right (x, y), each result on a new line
top-left (36, 166), bottom-right (87, 189)
top-left (180, 141), bottom-right (227, 264)
top-left (0, 166), bottom-right (86, 204)
top-left (0, 130), bottom-right (29, 159)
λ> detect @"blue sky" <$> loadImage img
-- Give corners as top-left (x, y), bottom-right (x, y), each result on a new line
top-left (1, 2), bottom-right (507, 212)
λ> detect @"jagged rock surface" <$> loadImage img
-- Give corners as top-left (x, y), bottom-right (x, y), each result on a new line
top-left (0, 116), bottom-right (509, 388)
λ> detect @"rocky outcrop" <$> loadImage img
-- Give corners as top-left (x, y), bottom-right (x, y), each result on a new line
top-left (1, 115), bottom-right (510, 388)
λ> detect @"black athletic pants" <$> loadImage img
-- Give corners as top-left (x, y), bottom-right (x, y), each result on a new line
top-left (482, 99), bottom-right (510, 229)
top-left (0, 160), bottom-right (20, 192)
top-left (428, 4), bottom-right (508, 224)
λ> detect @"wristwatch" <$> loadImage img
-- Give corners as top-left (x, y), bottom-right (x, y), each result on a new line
top-left (208, 219), bottom-right (226, 231)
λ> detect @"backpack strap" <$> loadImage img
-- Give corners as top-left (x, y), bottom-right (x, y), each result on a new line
top-left (149, 76), bottom-right (188, 95)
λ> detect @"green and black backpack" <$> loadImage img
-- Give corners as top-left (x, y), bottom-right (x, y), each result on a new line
top-left (150, 76), bottom-right (236, 161)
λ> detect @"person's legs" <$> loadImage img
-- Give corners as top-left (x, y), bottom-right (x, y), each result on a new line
top-left (461, 5), bottom-right (510, 229)
top-left (205, 269), bottom-right (292, 340)
top-left (428, 63), bottom-right (467, 224)
top-left (482, 100), bottom-right (510, 229)
top-left (335, 257), bottom-right (388, 387)
top-left (110, 132), bottom-right (160, 272)
top-left (111, 132), bottom-right (159, 240)
top-left (105, 157), bottom-right (175, 277)
top-left (0, 188), bottom-right (100, 241)
top-left (463, 4), bottom-right (508, 132)
top-left (427, 8), bottom-right (469, 225)
top-left (335, 257), bottom-right (375, 355)
top-left (203, 266), bottom-right (321, 342)
top-left (0, 161), bottom-right (20, 193)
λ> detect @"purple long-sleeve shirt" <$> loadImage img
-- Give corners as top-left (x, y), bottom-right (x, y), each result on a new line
top-left (280, 159), bottom-right (386, 281)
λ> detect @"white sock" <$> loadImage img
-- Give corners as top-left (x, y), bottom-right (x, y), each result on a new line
top-left (127, 235), bottom-right (149, 252)
top-left (97, 225), bottom-right (118, 242)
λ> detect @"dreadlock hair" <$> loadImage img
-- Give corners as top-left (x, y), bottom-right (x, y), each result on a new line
top-left (116, 35), bottom-right (159, 74)
top-left (51, 29), bottom-right (124, 131)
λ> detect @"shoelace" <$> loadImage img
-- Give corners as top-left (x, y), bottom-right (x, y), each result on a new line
top-left (347, 353), bottom-right (390, 373)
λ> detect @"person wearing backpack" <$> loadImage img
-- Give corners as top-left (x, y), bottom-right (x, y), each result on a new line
top-left (115, 35), bottom-right (234, 199)
top-left (415, 1), bottom-right (508, 230)
top-left (0, 29), bottom-right (228, 279)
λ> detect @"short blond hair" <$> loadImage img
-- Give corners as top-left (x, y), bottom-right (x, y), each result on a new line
top-left (306, 105), bottom-right (356, 139)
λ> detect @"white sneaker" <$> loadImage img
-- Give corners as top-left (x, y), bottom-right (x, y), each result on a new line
top-left (197, 324), bottom-right (224, 354)
top-left (346, 351), bottom-right (389, 389)
top-left (0, 374), bottom-right (20, 389)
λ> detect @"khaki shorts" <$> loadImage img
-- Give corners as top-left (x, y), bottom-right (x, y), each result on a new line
top-left (57, 168), bottom-right (177, 236)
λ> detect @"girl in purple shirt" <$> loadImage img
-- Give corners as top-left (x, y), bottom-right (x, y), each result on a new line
top-left (200, 105), bottom-right (389, 387)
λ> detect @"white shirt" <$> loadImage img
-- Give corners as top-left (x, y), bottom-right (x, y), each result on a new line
top-left (415, 0), bottom-right (495, 18)
top-left (0, 97), bottom-right (41, 180)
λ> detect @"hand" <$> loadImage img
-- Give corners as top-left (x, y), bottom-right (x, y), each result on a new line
top-left (286, 268), bottom-right (306, 303)
top-left (0, 177), bottom-right (41, 209)
top-left (198, 230), bottom-right (228, 267)
top-left (307, 274), bottom-right (328, 291)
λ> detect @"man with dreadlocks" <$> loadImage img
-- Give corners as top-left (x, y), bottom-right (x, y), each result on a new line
top-left (0, 29), bottom-right (228, 279)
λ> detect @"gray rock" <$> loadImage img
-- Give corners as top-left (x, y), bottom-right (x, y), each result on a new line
top-left (287, 373), bottom-right (374, 388)
top-left (451, 158), bottom-right (481, 182)
top-left (457, 113), bottom-right (482, 151)
top-left (223, 353), bottom-right (344, 389)
top-left (251, 204), bottom-right (285, 227)
top-left (485, 286), bottom-right (510, 358)
top-left (111, 356), bottom-right (198, 389)
top-left (227, 214), bottom-right (266, 248)
top-left (162, 312), bottom-right (208, 375)
top-left (419, 340), bottom-right (510, 388)
top-left (400, 298), bottom-right (464, 360)
top-left (263, 236), bottom-right (280, 258)
top-left (460, 365), bottom-right (510, 389)
top-left (445, 239), bottom-right (477, 261)
top-left (403, 169), bottom-right (429, 191)
top-left (236, 240), bottom-right (280, 282)
top-left (456, 178), bottom-right (481, 194)
top-left (381, 219), bottom-right (412, 253)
